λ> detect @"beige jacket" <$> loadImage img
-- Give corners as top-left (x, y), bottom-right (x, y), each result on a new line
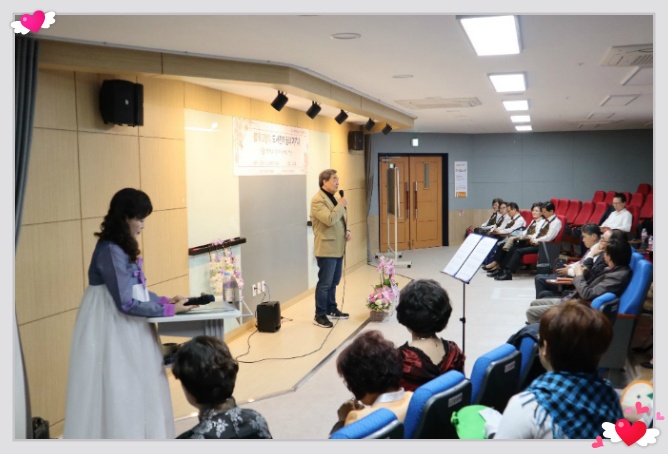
top-left (310, 189), bottom-right (347, 258)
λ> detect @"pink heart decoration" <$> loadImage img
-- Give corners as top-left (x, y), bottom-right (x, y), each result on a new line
top-left (21, 10), bottom-right (45, 33)
top-left (591, 435), bottom-right (604, 448)
top-left (615, 419), bottom-right (647, 446)
top-left (657, 412), bottom-right (665, 421)
top-left (635, 401), bottom-right (650, 414)
top-left (625, 408), bottom-right (633, 413)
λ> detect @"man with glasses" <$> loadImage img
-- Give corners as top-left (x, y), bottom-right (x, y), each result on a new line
top-left (600, 193), bottom-right (632, 233)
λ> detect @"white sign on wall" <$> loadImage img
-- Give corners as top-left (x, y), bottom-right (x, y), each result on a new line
top-left (454, 161), bottom-right (468, 198)
top-left (233, 117), bottom-right (309, 175)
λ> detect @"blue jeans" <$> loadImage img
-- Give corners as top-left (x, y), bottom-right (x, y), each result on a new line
top-left (315, 256), bottom-right (343, 316)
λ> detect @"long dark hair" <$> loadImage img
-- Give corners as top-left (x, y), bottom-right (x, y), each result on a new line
top-left (95, 188), bottom-right (153, 262)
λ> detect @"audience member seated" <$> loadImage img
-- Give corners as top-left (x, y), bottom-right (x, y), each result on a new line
top-left (533, 223), bottom-right (602, 298)
top-left (474, 197), bottom-right (503, 234)
top-left (493, 201), bottom-right (562, 281)
top-left (330, 330), bottom-right (413, 434)
top-left (489, 202), bottom-right (526, 238)
top-left (395, 279), bottom-right (465, 392)
top-left (172, 336), bottom-right (272, 439)
top-left (600, 192), bottom-right (632, 233)
top-left (484, 202), bottom-right (544, 273)
top-left (485, 301), bottom-right (623, 439)
top-left (525, 236), bottom-right (632, 324)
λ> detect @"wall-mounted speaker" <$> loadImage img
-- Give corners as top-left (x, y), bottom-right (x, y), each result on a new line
top-left (348, 131), bottom-right (364, 151)
top-left (99, 79), bottom-right (144, 127)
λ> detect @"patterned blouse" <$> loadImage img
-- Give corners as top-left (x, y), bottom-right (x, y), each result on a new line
top-left (177, 398), bottom-right (272, 439)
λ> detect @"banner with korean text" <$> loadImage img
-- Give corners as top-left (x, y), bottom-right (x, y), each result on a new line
top-left (233, 117), bottom-right (308, 176)
top-left (454, 161), bottom-right (468, 198)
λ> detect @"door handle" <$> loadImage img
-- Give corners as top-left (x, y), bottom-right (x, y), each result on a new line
top-left (414, 181), bottom-right (418, 219)
top-left (405, 181), bottom-right (410, 219)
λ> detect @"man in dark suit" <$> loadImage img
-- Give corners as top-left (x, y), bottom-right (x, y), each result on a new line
top-left (310, 169), bottom-right (351, 328)
top-left (525, 236), bottom-right (632, 324)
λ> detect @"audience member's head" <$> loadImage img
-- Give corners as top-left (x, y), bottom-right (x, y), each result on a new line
top-left (336, 330), bottom-right (403, 401)
top-left (580, 223), bottom-right (602, 249)
top-left (612, 193), bottom-right (627, 212)
top-left (541, 201), bottom-right (556, 218)
top-left (498, 201), bottom-right (508, 216)
top-left (396, 279), bottom-right (452, 338)
top-left (538, 300), bottom-right (613, 373)
top-left (172, 336), bottom-right (239, 409)
top-left (608, 228), bottom-right (629, 243)
top-left (492, 198), bottom-right (503, 211)
top-left (530, 202), bottom-right (544, 219)
top-left (507, 202), bottom-right (519, 215)
top-left (604, 237), bottom-right (632, 267)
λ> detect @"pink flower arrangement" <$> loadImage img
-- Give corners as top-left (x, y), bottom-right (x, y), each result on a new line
top-left (209, 241), bottom-right (244, 297)
top-left (366, 257), bottom-right (399, 312)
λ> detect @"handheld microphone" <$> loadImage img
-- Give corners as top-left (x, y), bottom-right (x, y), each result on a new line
top-left (184, 294), bottom-right (215, 306)
top-left (339, 190), bottom-right (344, 198)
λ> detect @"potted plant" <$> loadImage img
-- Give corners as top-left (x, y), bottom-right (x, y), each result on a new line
top-left (366, 256), bottom-right (399, 321)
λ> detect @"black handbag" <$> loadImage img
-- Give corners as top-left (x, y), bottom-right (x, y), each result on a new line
top-left (32, 416), bottom-right (50, 439)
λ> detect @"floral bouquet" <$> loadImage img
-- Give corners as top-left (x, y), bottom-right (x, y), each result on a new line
top-left (209, 241), bottom-right (244, 297)
top-left (366, 256), bottom-right (399, 312)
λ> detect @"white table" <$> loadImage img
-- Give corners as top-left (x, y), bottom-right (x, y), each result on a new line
top-left (148, 300), bottom-right (253, 341)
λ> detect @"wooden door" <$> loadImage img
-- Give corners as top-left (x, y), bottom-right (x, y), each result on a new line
top-left (379, 156), bottom-right (410, 252)
top-left (409, 155), bottom-right (442, 249)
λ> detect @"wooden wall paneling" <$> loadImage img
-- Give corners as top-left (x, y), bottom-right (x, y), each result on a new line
top-left (331, 151), bottom-right (366, 192)
top-left (249, 97), bottom-right (299, 126)
top-left (139, 138), bottom-right (187, 211)
top-left (78, 132), bottom-right (141, 218)
top-left (19, 311), bottom-right (78, 438)
top-left (345, 222), bottom-right (367, 269)
top-left (185, 83), bottom-right (222, 114)
top-left (142, 208), bottom-right (189, 285)
top-left (22, 129), bottom-right (81, 225)
top-left (137, 76), bottom-right (185, 140)
top-left (80, 217), bottom-right (103, 288)
top-left (75, 72), bottom-right (140, 135)
top-left (33, 69), bottom-right (77, 131)
top-left (346, 188), bottom-right (367, 227)
top-left (15, 221), bottom-right (84, 324)
top-left (221, 91), bottom-right (251, 118)
top-left (148, 275), bottom-right (190, 300)
top-left (448, 209), bottom-right (489, 246)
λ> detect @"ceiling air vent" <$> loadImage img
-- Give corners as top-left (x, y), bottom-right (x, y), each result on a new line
top-left (395, 97), bottom-right (481, 110)
top-left (600, 44), bottom-right (653, 67)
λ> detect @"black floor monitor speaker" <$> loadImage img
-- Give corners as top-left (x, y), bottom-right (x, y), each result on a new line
top-left (99, 79), bottom-right (144, 127)
top-left (256, 301), bottom-right (281, 333)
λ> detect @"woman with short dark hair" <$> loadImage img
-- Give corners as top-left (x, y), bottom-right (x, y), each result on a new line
top-left (173, 336), bottom-right (272, 439)
top-left (396, 279), bottom-right (465, 391)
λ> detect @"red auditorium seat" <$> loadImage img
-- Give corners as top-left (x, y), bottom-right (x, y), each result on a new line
top-left (570, 201), bottom-right (593, 227)
top-left (550, 198), bottom-right (559, 210)
top-left (636, 183), bottom-right (651, 195)
top-left (520, 214), bottom-right (567, 269)
top-left (520, 209), bottom-right (533, 226)
top-left (556, 199), bottom-right (570, 217)
top-left (640, 194), bottom-right (653, 220)
top-left (563, 200), bottom-right (581, 225)
top-left (604, 191), bottom-right (616, 205)
top-left (628, 205), bottom-right (640, 238)
top-left (592, 190), bottom-right (605, 204)
top-left (627, 192), bottom-right (645, 210)
top-left (621, 192), bottom-right (632, 205)
top-left (588, 202), bottom-right (610, 225)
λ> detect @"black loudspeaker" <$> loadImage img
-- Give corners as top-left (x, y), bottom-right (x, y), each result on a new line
top-left (99, 79), bottom-right (144, 126)
top-left (256, 301), bottom-right (281, 333)
top-left (348, 131), bottom-right (364, 151)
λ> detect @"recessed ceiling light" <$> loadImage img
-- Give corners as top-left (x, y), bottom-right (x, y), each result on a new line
top-left (331, 33), bottom-right (361, 40)
top-left (393, 74), bottom-right (414, 79)
top-left (489, 73), bottom-right (526, 93)
top-left (516, 125), bottom-right (532, 131)
top-left (503, 100), bottom-right (529, 111)
top-left (458, 15), bottom-right (521, 56)
top-left (511, 115), bottom-right (531, 123)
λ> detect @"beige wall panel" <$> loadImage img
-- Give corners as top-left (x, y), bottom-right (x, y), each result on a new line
top-left (345, 222), bottom-right (367, 269)
top-left (142, 209), bottom-right (189, 285)
top-left (39, 40), bottom-right (162, 74)
top-left (330, 152), bottom-right (365, 190)
top-left (329, 126), bottom-right (349, 153)
top-left (148, 275), bottom-right (190, 299)
top-left (75, 72), bottom-right (140, 135)
top-left (346, 188), bottom-right (367, 226)
top-left (15, 221), bottom-right (84, 324)
top-left (139, 138), bottom-right (187, 211)
top-left (78, 132), bottom-right (140, 218)
top-left (367, 214), bottom-right (380, 257)
top-left (221, 91), bottom-right (251, 117)
top-left (19, 310), bottom-right (78, 436)
top-left (162, 53), bottom-right (290, 84)
top-left (185, 83), bottom-right (222, 114)
top-left (34, 69), bottom-right (77, 131)
top-left (448, 209), bottom-right (489, 246)
top-left (138, 76), bottom-right (184, 140)
top-left (80, 217), bottom-right (104, 288)
top-left (249, 98), bottom-right (297, 126)
top-left (22, 129), bottom-right (80, 225)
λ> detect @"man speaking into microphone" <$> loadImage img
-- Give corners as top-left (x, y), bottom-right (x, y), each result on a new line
top-left (310, 169), bottom-right (351, 328)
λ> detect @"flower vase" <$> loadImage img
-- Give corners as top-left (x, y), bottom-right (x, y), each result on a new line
top-left (369, 309), bottom-right (390, 322)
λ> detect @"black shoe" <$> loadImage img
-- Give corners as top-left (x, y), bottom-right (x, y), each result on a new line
top-left (487, 269), bottom-right (501, 277)
top-left (328, 308), bottom-right (349, 319)
top-left (495, 269), bottom-right (513, 281)
top-left (314, 315), bottom-right (333, 328)
top-left (640, 361), bottom-right (653, 369)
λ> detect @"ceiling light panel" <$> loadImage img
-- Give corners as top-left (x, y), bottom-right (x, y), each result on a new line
top-left (510, 115), bottom-right (531, 123)
top-left (459, 15), bottom-right (520, 56)
top-left (503, 100), bottom-right (529, 111)
top-left (489, 73), bottom-right (526, 93)
top-left (515, 125), bottom-right (532, 131)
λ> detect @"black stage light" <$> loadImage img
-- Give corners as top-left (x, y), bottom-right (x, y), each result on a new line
top-left (306, 101), bottom-right (322, 119)
top-left (271, 91), bottom-right (288, 111)
top-left (335, 109), bottom-right (349, 125)
top-left (364, 118), bottom-right (376, 131)
top-left (382, 123), bottom-right (393, 135)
